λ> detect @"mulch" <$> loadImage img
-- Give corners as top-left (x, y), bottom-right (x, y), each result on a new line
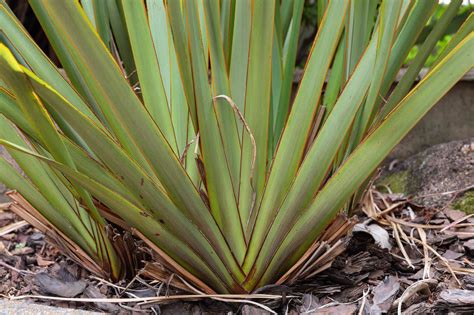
top-left (1, 189), bottom-right (473, 314)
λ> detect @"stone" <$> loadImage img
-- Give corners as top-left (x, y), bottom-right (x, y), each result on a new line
top-left (35, 273), bottom-right (87, 298)
top-left (379, 139), bottom-right (474, 211)
top-left (0, 300), bottom-right (101, 315)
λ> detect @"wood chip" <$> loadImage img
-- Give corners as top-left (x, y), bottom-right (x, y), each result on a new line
top-left (370, 276), bottom-right (400, 314)
top-left (82, 285), bottom-right (120, 313)
top-left (442, 250), bottom-right (464, 261)
top-left (464, 239), bottom-right (474, 256)
top-left (443, 209), bottom-right (466, 222)
top-left (439, 289), bottom-right (474, 304)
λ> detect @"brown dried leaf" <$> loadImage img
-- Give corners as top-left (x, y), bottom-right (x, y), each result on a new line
top-left (36, 254), bottom-right (55, 267)
top-left (370, 276), bottom-right (400, 314)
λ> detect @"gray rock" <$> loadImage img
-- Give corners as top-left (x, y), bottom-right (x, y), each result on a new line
top-left (36, 273), bottom-right (87, 298)
top-left (0, 300), bottom-right (102, 314)
top-left (380, 139), bottom-right (474, 210)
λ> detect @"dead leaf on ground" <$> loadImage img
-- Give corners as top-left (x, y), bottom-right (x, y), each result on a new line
top-left (354, 222), bottom-right (392, 249)
top-left (370, 276), bottom-right (400, 314)
top-left (36, 254), bottom-right (55, 267)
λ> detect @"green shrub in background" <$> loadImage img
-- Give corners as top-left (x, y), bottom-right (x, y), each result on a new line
top-left (406, 2), bottom-right (473, 66)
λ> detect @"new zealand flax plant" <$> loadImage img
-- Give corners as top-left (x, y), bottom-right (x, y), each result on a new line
top-left (0, 0), bottom-right (472, 293)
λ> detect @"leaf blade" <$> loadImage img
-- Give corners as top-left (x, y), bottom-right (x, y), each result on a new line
top-left (259, 32), bottom-right (474, 288)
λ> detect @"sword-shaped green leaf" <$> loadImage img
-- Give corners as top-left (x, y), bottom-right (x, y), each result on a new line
top-left (183, 0), bottom-right (246, 261)
top-left (20, 66), bottom-right (245, 284)
top-left (245, 34), bottom-right (378, 290)
top-left (0, 139), bottom-right (232, 293)
top-left (380, 0), bottom-right (462, 118)
top-left (121, 0), bottom-right (178, 152)
top-left (258, 32), bottom-right (474, 287)
top-left (243, 0), bottom-right (349, 274)
top-left (239, 0), bottom-right (276, 234)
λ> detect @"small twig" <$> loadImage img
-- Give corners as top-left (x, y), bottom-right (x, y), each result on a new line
top-left (389, 217), bottom-right (469, 230)
top-left (90, 276), bottom-right (126, 290)
top-left (7, 293), bottom-right (292, 304)
top-left (391, 222), bottom-right (414, 269)
top-left (408, 185), bottom-right (474, 201)
top-left (417, 227), bottom-right (431, 280)
top-left (179, 138), bottom-right (196, 165)
top-left (395, 219), bottom-right (414, 246)
top-left (441, 214), bottom-right (474, 232)
top-left (395, 279), bottom-right (436, 315)
top-left (370, 202), bottom-right (405, 220)
top-left (0, 220), bottom-right (28, 237)
top-left (408, 237), bottom-right (461, 286)
top-left (388, 159), bottom-right (399, 171)
top-left (214, 95), bottom-right (257, 182)
top-left (358, 288), bottom-right (370, 315)
top-left (451, 266), bottom-right (474, 275)
top-left (120, 273), bottom-right (141, 296)
top-left (163, 273), bottom-right (174, 296)
top-left (303, 289), bottom-right (369, 313)
top-left (167, 275), bottom-right (279, 314)
top-left (214, 94), bottom-right (258, 224)
top-left (284, 298), bottom-right (295, 315)
top-left (125, 69), bottom-right (137, 80)
top-left (0, 202), bottom-right (12, 210)
top-left (0, 260), bottom-right (35, 275)
top-left (135, 275), bottom-right (162, 292)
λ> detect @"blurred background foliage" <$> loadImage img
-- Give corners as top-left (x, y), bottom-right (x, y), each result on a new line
top-left (299, 0), bottom-right (473, 67)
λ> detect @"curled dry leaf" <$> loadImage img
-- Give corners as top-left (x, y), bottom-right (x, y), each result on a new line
top-left (354, 222), bottom-right (392, 249)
